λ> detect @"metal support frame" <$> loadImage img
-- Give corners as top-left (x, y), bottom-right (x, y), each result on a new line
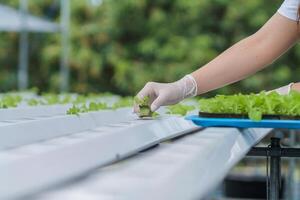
top-left (15, 0), bottom-right (69, 91)
top-left (60, 0), bottom-right (70, 92)
top-left (286, 130), bottom-right (297, 200)
top-left (18, 0), bottom-right (28, 90)
top-left (247, 137), bottom-right (300, 200)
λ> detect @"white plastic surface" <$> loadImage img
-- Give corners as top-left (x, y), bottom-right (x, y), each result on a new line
top-left (0, 108), bottom-right (136, 149)
top-left (0, 117), bottom-right (199, 199)
top-left (35, 127), bottom-right (270, 200)
top-left (0, 105), bottom-right (71, 121)
top-left (0, 102), bottom-right (271, 200)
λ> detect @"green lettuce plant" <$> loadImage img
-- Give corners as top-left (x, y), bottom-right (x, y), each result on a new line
top-left (27, 98), bottom-right (40, 106)
top-left (87, 102), bottom-right (108, 111)
top-left (66, 105), bottom-right (81, 116)
top-left (112, 97), bottom-right (133, 109)
top-left (66, 102), bottom-right (109, 115)
top-left (134, 96), bottom-right (159, 118)
top-left (134, 96), bottom-right (152, 117)
top-left (0, 95), bottom-right (22, 108)
top-left (166, 104), bottom-right (195, 116)
top-left (199, 91), bottom-right (300, 121)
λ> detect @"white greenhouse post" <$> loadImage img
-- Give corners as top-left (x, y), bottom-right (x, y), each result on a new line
top-left (18, 0), bottom-right (29, 90)
top-left (60, 0), bottom-right (70, 92)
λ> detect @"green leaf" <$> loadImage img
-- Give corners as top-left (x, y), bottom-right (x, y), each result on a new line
top-left (198, 91), bottom-right (300, 121)
top-left (66, 105), bottom-right (81, 116)
top-left (248, 108), bottom-right (262, 121)
top-left (134, 95), bottom-right (153, 118)
top-left (139, 106), bottom-right (152, 117)
top-left (112, 97), bottom-right (133, 109)
top-left (167, 104), bottom-right (195, 116)
top-left (27, 98), bottom-right (39, 106)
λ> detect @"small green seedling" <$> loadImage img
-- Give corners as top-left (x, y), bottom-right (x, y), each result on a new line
top-left (0, 95), bottom-right (22, 108)
top-left (66, 104), bottom-right (81, 116)
top-left (27, 98), bottom-right (39, 106)
top-left (198, 90), bottom-right (300, 121)
top-left (139, 105), bottom-right (152, 117)
top-left (112, 97), bottom-right (133, 109)
top-left (88, 102), bottom-right (108, 111)
top-left (167, 104), bottom-right (195, 116)
top-left (134, 96), bottom-right (159, 118)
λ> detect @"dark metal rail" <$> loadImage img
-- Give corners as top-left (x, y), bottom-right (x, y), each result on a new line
top-left (247, 137), bottom-right (300, 200)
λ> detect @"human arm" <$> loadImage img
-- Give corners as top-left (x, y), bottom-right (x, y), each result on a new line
top-left (135, 12), bottom-right (300, 112)
top-left (192, 13), bottom-right (299, 94)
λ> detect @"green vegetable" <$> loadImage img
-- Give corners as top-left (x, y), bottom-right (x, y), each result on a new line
top-left (248, 108), bottom-right (262, 121)
top-left (112, 97), bottom-right (133, 109)
top-left (199, 91), bottom-right (300, 121)
top-left (73, 95), bottom-right (87, 104)
top-left (139, 106), bottom-right (152, 117)
top-left (41, 93), bottom-right (60, 105)
top-left (61, 94), bottom-right (72, 104)
top-left (134, 96), bottom-right (150, 106)
top-left (66, 105), bottom-right (81, 115)
top-left (66, 101), bottom-right (109, 115)
top-left (166, 104), bottom-right (195, 116)
top-left (87, 102), bottom-right (108, 111)
top-left (134, 96), bottom-right (158, 118)
top-left (0, 102), bottom-right (8, 109)
top-left (0, 95), bottom-right (22, 108)
top-left (151, 112), bottom-right (160, 118)
top-left (27, 98), bottom-right (39, 106)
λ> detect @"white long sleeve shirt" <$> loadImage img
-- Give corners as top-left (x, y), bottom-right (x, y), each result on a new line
top-left (278, 0), bottom-right (300, 21)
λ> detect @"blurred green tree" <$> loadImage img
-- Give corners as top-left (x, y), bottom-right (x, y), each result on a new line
top-left (0, 0), bottom-right (299, 96)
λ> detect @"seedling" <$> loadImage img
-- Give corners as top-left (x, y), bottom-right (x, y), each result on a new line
top-left (87, 102), bottom-right (108, 111)
top-left (166, 104), bottom-right (195, 116)
top-left (66, 104), bottom-right (81, 116)
top-left (27, 98), bottom-right (39, 106)
top-left (112, 97), bottom-right (133, 109)
top-left (134, 96), bottom-right (159, 118)
top-left (198, 91), bottom-right (300, 121)
top-left (41, 93), bottom-right (61, 105)
top-left (0, 95), bottom-right (22, 108)
top-left (66, 101), bottom-right (109, 115)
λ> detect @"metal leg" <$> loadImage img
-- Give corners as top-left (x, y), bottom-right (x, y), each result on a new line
top-left (247, 137), bottom-right (300, 200)
top-left (60, 0), bottom-right (70, 92)
top-left (18, 0), bottom-right (29, 90)
top-left (269, 138), bottom-right (280, 200)
top-left (286, 130), bottom-right (297, 200)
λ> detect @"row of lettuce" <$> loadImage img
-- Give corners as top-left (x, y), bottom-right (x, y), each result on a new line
top-left (0, 92), bottom-right (196, 116)
top-left (2, 91), bottom-right (300, 120)
top-left (199, 91), bottom-right (300, 121)
top-left (66, 90), bottom-right (300, 120)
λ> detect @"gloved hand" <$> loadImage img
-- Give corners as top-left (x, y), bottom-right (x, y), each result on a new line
top-left (269, 83), bottom-right (294, 95)
top-left (134, 75), bottom-right (198, 112)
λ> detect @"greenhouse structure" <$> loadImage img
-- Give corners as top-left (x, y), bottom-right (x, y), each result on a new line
top-left (0, 0), bottom-right (69, 91)
top-left (0, 1), bottom-right (300, 200)
top-left (0, 92), bottom-right (298, 200)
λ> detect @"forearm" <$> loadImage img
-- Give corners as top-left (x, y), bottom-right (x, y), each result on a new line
top-left (192, 35), bottom-right (274, 94)
top-left (192, 13), bottom-right (299, 94)
top-left (134, 12), bottom-right (300, 113)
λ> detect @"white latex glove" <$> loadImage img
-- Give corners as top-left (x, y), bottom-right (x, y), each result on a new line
top-left (134, 75), bottom-right (198, 112)
top-left (268, 83), bottom-right (294, 95)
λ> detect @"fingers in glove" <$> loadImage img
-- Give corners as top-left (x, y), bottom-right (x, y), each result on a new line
top-left (150, 94), bottom-right (166, 112)
top-left (134, 82), bottom-right (157, 113)
top-left (133, 104), bottom-right (139, 113)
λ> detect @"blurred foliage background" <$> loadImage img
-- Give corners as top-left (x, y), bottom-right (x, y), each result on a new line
top-left (0, 0), bottom-right (299, 96)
